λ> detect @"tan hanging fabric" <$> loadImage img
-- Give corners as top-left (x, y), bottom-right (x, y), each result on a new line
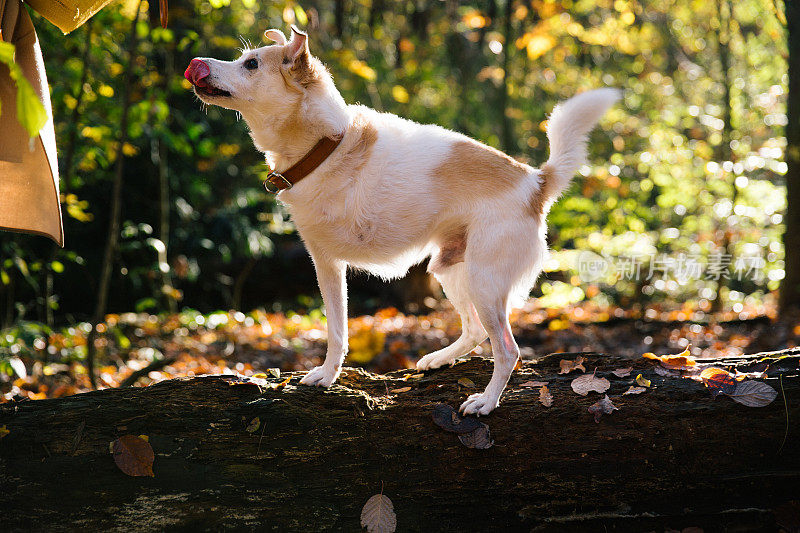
top-left (0, 0), bottom-right (63, 246)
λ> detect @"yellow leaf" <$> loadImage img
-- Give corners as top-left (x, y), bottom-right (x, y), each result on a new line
top-left (391, 85), bottom-right (409, 103)
top-left (348, 59), bottom-right (377, 82)
top-left (0, 425), bottom-right (9, 438)
top-left (526, 34), bottom-right (556, 60)
top-left (635, 374), bottom-right (651, 387)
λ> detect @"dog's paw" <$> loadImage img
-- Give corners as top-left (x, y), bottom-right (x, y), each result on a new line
top-left (299, 365), bottom-right (339, 387)
top-left (459, 392), bottom-right (499, 416)
top-left (416, 350), bottom-right (455, 371)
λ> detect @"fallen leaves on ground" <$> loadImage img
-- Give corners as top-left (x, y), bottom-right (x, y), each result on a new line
top-left (559, 357), bottom-right (586, 374)
top-left (3, 303), bottom-right (798, 403)
top-left (571, 372), bottom-right (610, 396)
top-left (390, 386), bottom-right (411, 393)
top-left (360, 493), bottom-right (397, 533)
top-left (587, 395), bottom-right (618, 422)
top-left (0, 425), bottom-right (8, 438)
top-left (111, 434), bottom-right (154, 477)
top-left (539, 385), bottom-right (553, 407)
top-left (635, 374), bottom-right (651, 387)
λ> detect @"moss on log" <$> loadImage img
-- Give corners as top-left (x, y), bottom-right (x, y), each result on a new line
top-left (1, 350), bottom-right (799, 531)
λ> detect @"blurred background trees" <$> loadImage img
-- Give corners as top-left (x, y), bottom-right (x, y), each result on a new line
top-left (0, 0), bottom-right (791, 327)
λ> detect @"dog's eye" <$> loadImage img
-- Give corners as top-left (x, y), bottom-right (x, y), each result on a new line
top-left (244, 58), bottom-right (258, 70)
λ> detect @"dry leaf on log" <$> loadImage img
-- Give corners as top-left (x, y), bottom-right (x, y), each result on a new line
top-left (612, 367), bottom-right (633, 378)
top-left (571, 373), bottom-right (610, 396)
top-left (726, 380), bottom-right (778, 407)
top-left (360, 493), bottom-right (397, 533)
top-left (458, 423), bottom-right (494, 449)
top-left (539, 385), bottom-right (553, 407)
top-left (699, 367), bottom-right (736, 397)
top-left (111, 435), bottom-right (154, 477)
top-left (588, 395), bottom-right (618, 423)
top-left (559, 357), bottom-right (586, 374)
top-left (623, 386), bottom-right (646, 395)
top-left (643, 347), bottom-right (696, 369)
top-left (431, 404), bottom-right (482, 434)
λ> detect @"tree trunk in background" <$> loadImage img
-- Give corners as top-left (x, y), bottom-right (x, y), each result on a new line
top-left (713, 0), bottom-right (735, 313)
top-left (1, 352), bottom-right (798, 531)
top-left (85, 2), bottom-right (143, 388)
top-left (781, 1), bottom-right (800, 316)
top-left (499, 0), bottom-right (514, 153)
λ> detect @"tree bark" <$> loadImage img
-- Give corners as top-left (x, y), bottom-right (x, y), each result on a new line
top-left (781, 1), bottom-right (800, 316)
top-left (1, 350), bottom-right (798, 531)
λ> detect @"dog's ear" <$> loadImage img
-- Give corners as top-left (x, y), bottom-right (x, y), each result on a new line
top-left (284, 25), bottom-right (309, 65)
top-left (264, 28), bottom-right (287, 45)
top-left (281, 25), bottom-right (319, 89)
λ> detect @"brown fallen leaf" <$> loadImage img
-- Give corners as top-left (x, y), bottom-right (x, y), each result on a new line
top-left (539, 385), bottom-right (553, 407)
top-left (0, 425), bottom-right (9, 439)
top-left (612, 367), bottom-right (633, 378)
top-left (520, 380), bottom-right (548, 388)
top-left (457, 377), bottom-right (475, 388)
top-left (360, 493), bottom-right (397, 533)
top-left (726, 380), bottom-right (778, 407)
top-left (699, 367), bottom-right (736, 397)
top-left (635, 374), bottom-right (651, 387)
top-left (458, 422), bottom-right (493, 449)
top-left (623, 386), bottom-right (646, 395)
top-left (390, 386), bottom-right (412, 393)
top-left (112, 435), bottom-right (154, 477)
top-left (571, 372), bottom-right (610, 396)
top-left (587, 395), bottom-right (618, 423)
top-left (406, 373), bottom-right (424, 380)
top-left (559, 356), bottom-right (586, 375)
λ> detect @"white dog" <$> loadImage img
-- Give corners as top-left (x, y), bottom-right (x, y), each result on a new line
top-left (186, 26), bottom-right (620, 415)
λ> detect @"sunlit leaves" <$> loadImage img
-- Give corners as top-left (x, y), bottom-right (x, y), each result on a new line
top-left (0, 41), bottom-right (47, 137)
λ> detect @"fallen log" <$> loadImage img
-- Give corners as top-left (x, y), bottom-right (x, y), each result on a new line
top-left (1, 350), bottom-right (799, 532)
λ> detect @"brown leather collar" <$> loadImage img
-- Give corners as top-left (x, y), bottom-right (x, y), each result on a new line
top-left (263, 135), bottom-right (343, 193)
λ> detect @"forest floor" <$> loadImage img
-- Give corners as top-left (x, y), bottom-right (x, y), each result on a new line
top-left (3, 299), bottom-right (799, 402)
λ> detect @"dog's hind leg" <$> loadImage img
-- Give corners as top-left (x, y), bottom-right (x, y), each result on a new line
top-left (416, 263), bottom-right (487, 371)
top-left (458, 294), bottom-right (519, 416)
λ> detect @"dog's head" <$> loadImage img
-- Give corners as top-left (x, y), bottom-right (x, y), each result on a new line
top-left (184, 26), bottom-right (328, 116)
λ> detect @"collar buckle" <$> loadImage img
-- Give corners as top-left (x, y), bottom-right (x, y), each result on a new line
top-left (264, 171), bottom-right (293, 193)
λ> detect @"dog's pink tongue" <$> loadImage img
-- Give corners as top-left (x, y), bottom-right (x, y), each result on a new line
top-left (184, 59), bottom-right (210, 87)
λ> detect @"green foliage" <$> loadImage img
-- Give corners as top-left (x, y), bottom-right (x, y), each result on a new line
top-left (0, 41), bottom-right (48, 136)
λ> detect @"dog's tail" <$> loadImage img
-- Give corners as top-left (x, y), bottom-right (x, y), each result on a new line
top-left (538, 88), bottom-right (621, 207)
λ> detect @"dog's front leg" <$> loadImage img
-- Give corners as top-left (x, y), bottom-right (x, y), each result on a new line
top-left (299, 254), bottom-right (347, 388)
